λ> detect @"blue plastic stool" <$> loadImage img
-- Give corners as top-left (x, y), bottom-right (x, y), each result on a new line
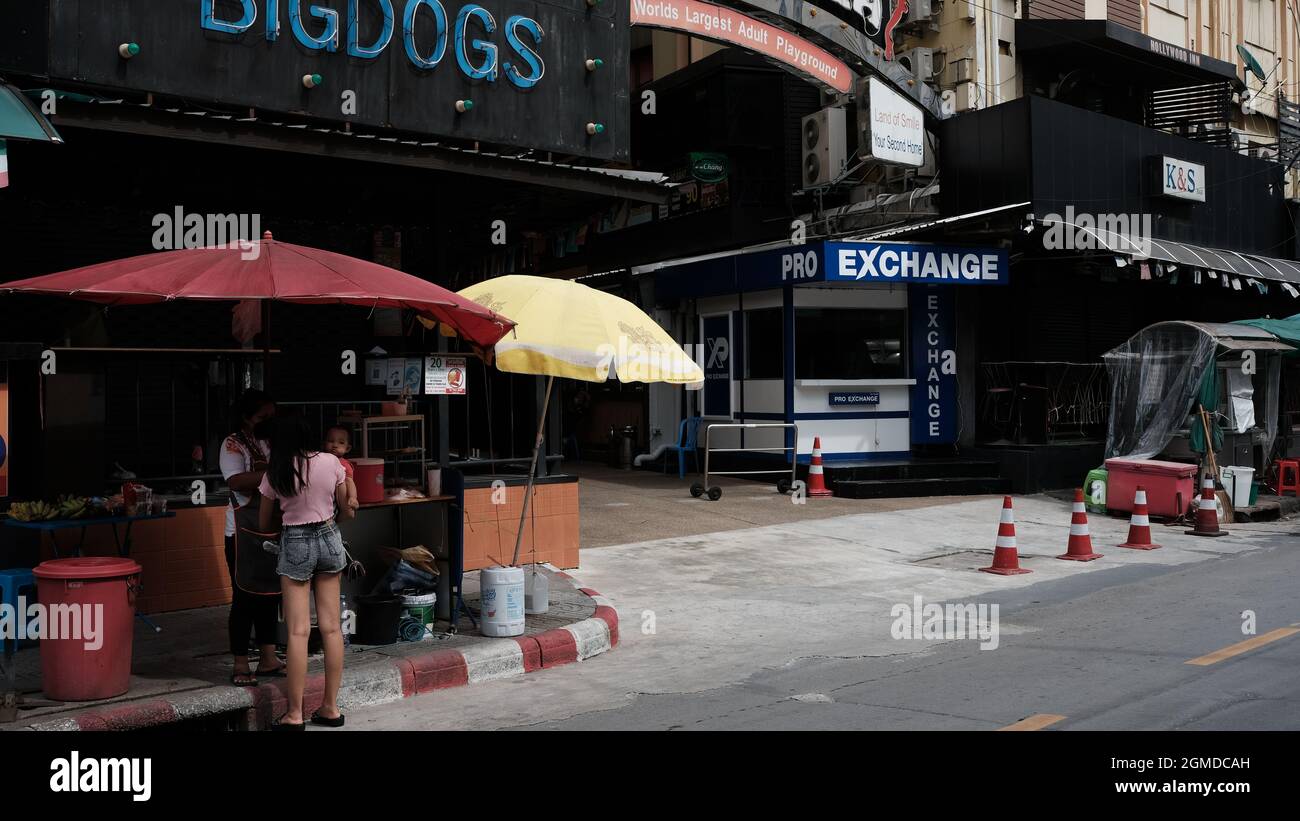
top-left (0, 568), bottom-right (37, 649)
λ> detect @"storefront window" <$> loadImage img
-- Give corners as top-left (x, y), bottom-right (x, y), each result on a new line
top-left (745, 308), bottom-right (783, 379)
top-left (794, 308), bottom-right (905, 379)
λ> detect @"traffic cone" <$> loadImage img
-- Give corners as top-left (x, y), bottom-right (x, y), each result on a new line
top-left (981, 496), bottom-right (1032, 575)
top-left (1057, 488), bottom-right (1103, 561)
top-left (805, 436), bottom-right (834, 498)
top-left (1118, 485), bottom-right (1162, 549)
top-left (1185, 477), bottom-right (1228, 537)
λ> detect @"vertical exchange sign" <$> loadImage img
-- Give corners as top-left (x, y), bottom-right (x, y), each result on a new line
top-left (909, 285), bottom-right (956, 444)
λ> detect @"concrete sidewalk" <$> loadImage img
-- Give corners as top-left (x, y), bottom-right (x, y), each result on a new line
top-left (1, 565), bottom-right (616, 730)
top-left (572, 462), bottom-right (978, 548)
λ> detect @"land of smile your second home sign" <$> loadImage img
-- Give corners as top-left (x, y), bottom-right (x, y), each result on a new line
top-left (202, 0), bottom-right (546, 88)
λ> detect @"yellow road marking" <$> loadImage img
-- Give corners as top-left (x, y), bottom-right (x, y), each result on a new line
top-left (998, 714), bottom-right (1066, 731)
top-left (1186, 626), bottom-right (1300, 666)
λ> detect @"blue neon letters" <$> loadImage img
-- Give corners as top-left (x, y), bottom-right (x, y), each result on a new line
top-left (201, 0), bottom-right (545, 83)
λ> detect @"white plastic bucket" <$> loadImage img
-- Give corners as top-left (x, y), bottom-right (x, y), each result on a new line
top-left (1220, 466), bottom-right (1254, 508)
top-left (479, 567), bottom-right (525, 637)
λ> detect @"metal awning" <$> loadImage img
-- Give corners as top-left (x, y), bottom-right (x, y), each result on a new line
top-left (1036, 214), bottom-right (1300, 291)
top-left (0, 81), bottom-right (62, 142)
top-left (851, 201), bottom-right (1031, 241)
top-left (1016, 20), bottom-right (1244, 90)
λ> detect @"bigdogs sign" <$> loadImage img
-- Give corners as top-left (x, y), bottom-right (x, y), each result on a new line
top-left (5, 0), bottom-right (629, 159)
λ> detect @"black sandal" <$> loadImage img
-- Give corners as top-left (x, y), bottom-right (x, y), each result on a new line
top-left (310, 710), bottom-right (345, 728)
top-left (231, 671), bottom-right (257, 687)
top-left (271, 719), bottom-right (305, 732)
top-left (257, 663), bottom-right (288, 678)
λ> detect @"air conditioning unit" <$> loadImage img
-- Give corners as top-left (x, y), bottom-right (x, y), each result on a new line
top-left (900, 0), bottom-right (941, 32)
top-left (801, 107), bottom-right (847, 188)
top-left (1249, 146), bottom-right (1277, 161)
top-left (898, 47), bottom-right (935, 82)
top-left (948, 57), bottom-right (975, 84)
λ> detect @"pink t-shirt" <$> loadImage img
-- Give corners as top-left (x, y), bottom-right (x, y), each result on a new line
top-left (258, 452), bottom-right (347, 526)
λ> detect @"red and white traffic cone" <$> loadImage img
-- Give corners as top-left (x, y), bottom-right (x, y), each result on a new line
top-left (981, 496), bottom-right (1032, 575)
top-left (1185, 477), bottom-right (1228, 537)
top-left (1118, 485), bottom-right (1162, 549)
top-left (1057, 488), bottom-right (1103, 561)
top-left (805, 436), bottom-right (834, 498)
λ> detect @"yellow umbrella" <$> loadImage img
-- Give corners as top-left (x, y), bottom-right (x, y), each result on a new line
top-left (456, 275), bottom-right (704, 384)
top-left (449, 275), bottom-right (703, 564)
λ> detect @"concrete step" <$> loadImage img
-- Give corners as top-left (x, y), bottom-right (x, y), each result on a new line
top-left (832, 476), bottom-right (1012, 499)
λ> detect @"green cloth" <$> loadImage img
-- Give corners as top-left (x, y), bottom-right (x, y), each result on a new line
top-left (1189, 362), bottom-right (1222, 454)
top-left (1234, 314), bottom-right (1300, 354)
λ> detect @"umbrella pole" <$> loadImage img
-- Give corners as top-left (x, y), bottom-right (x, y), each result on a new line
top-left (261, 300), bottom-right (272, 389)
top-left (511, 374), bottom-right (554, 566)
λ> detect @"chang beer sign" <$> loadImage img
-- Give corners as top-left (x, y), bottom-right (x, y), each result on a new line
top-left (689, 152), bottom-right (729, 183)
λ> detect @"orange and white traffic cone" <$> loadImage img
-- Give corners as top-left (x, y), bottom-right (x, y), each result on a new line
top-left (1057, 488), bottom-right (1103, 561)
top-left (1185, 477), bottom-right (1228, 537)
top-left (1118, 485), bottom-right (1162, 549)
top-left (981, 496), bottom-right (1032, 575)
top-left (805, 436), bottom-right (834, 498)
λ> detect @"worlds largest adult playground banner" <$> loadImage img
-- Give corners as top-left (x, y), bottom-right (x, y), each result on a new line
top-left (0, 0), bottom-right (630, 160)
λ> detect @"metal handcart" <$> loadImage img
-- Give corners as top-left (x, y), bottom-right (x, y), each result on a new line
top-left (690, 423), bottom-right (799, 501)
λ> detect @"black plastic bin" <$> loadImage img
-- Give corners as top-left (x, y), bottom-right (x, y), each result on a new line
top-left (353, 595), bottom-right (406, 646)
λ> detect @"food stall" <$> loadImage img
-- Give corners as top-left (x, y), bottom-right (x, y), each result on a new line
top-left (1101, 320), bottom-right (1294, 513)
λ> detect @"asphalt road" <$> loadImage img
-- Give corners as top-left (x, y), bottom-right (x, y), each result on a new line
top-left (342, 523), bottom-right (1300, 731)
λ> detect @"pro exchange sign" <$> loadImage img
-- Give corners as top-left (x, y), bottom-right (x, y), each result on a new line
top-left (825, 242), bottom-right (1008, 285)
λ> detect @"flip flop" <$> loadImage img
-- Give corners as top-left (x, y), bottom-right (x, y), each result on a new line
top-left (310, 710), bottom-right (345, 728)
top-left (257, 663), bottom-right (288, 678)
top-left (271, 719), bottom-right (305, 732)
top-left (231, 671), bottom-right (257, 687)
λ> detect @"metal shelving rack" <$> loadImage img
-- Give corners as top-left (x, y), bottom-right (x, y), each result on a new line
top-left (355, 415), bottom-right (427, 490)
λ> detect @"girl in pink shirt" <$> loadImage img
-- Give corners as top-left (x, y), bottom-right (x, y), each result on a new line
top-left (258, 415), bottom-right (355, 730)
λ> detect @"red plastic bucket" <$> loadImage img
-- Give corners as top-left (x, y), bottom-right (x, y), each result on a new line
top-left (353, 457), bottom-right (385, 504)
top-left (32, 557), bottom-right (141, 701)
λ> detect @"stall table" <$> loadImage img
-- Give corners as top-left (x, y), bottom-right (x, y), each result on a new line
top-left (337, 494), bottom-right (471, 629)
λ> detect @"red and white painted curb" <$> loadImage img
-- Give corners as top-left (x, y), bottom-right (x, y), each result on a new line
top-left (17, 575), bottom-right (617, 731)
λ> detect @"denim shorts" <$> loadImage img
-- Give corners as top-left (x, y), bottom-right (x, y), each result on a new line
top-left (276, 521), bottom-right (346, 582)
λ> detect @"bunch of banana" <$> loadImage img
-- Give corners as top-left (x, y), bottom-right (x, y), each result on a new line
top-left (9, 500), bottom-right (57, 521)
top-left (55, 496), bottom-right (90, 520)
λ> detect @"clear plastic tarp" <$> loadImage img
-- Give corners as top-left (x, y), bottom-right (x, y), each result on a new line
top-left (1103, 322), bottom-right (1218, 459)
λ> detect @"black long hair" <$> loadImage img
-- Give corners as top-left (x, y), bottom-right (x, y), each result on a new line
top-left (228, 389), bottom-right (274, 436)
top-left (266, 414), bottom-right (317, 498)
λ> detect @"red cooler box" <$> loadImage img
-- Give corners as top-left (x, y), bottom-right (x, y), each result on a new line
top-left (1104, 458), bottom-right (1198, 518)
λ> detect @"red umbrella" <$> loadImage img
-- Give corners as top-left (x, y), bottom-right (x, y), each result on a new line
top-left (0, 231), bottom-right (514, 348)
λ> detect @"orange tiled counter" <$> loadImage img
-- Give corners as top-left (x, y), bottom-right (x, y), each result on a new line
top-left (36, 505), bottom-right (230, 615)
top-left (461, 475), bottom-right (579, 570)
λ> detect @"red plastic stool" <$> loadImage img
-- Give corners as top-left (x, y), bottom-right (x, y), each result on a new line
top-left (1277, 459), bottom-right (1300, 497)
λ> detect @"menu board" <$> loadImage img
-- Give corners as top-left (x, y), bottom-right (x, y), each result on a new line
top-left (425, 356), bottom-right (468, 396)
